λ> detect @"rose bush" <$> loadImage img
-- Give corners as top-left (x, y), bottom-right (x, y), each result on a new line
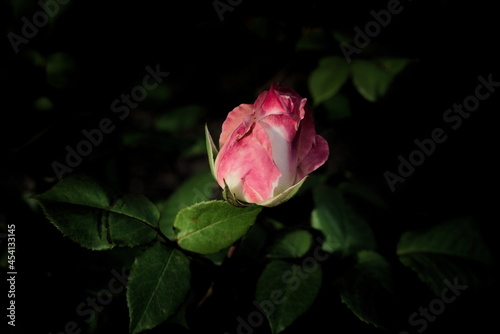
top-left (206, 83), bottom-right (329, 207)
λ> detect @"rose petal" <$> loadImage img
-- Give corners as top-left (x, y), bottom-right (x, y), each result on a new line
top-left (215, 123), bottom-right (281, 203)
top-left (252, 90), bottom-right (268, 116)
top-left (219, 103), bottom-right (253, 148)
top-left (258, 114), bottom-right (299, 194)
top-left (259, 85), bottom-right (285, 118)
top-left (296, 134), bottom-right (329, 181)
top-left (272, 84), bottom-right (305, 122)
top-left (294, 105), bottom-right (317, 166)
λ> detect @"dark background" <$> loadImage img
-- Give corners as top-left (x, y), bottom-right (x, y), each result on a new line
top-left (1, 0), bottom-right (498, 333)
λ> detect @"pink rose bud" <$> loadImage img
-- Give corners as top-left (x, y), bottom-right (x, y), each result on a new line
top-left (206, 83), bottom-right (329, 207)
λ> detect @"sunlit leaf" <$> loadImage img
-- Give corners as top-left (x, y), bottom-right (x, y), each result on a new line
top-left (174, 201), bottom-right (262, 254)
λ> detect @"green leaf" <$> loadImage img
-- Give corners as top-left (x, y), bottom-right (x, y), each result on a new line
top-left (351, 58), bottom-right (410, 102)
top-left (33, 96), bottom-right (54, 111)
top-left (157, 169), bottom-right (216, 240)
top-left (155, 105), bottom-right (205, 133)
top-left (255, 260), bottom-right (322, 334)
top-left (174, 201), bottom-right (262, 254)
top-left (33, 174), bottom-right (158, 250)
top-left (46, 52), bottom-right (76, 89)
top-left (205, 124), bottom-right (219, 179)
top-left (127, 243), bottom-right (191, 334)
top-left (397, 217), bottom-right (494, 295)
top-left (267, 229), bottom-right (313, 259)
top-left (181, 136), bottom-right (207, 158)
top-left (145, 82), bottom-right (172, 104)
top-left (121, 131), bottom-right (173, 150)
top-left (233, 223), bottom-right (269, 262)
top-left (335, 250), bottom-right (395, 330)
top-left (331, 30), bottom-right (353, 44)
top-left (311, 185), bottom-right (376, 256)
top-left (308, 56), bottom-right (350, 105)
top-left (201, 246), bottom-right (231, 266)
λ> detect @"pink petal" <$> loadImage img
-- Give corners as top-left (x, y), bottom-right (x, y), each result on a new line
top-left (254, 83), bottom-right (305, 121)
top-left (296, 134), bottom-right (329, 181)
top-left (258, 114), bottom-right (300, 193)
top-left (259, 85), bottom-right (285, 117)
top-left (294, 105), bottom-right (317, 167)
top-left (252, 90), bottom-right (269, 116)
top-left (219, 103), bottom-right (253, 149)
top-left (215, 122), bottom-right (281, 203)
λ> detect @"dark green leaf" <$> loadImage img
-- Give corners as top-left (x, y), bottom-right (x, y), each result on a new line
top-left (397, 217), bottom-right (494, 295)
top-left (308, 56), bottom-right (350, 105)
top-left (233, 223), bottom-right (269, 262)
top-left (46, 52), bottom-right (76, 89)
top-left (155, 105), bottom-right (205, 133)
top-left (181, 136), bottom-right (207, 158)
top-left (331, 30), bottom-right (353, 44)
top-left (157, 168), bottom-right (216, 240)
top-left (145, 82), bottom-right (172, 104)
top-left (33, 174), bottom-right (158, 250)
top-left (174, 201), bottom-right (262, 254)
top-left (127, 243), bottom-right (191, 334)
top-left (311, 185), bottom-right (376, 256)
top-left (33, 96), bottom-right (54, 111)
top-left (335, 250), bottom-right (395, 330)
top-left (351, 58), bottom-right (410, 102)
top-left (266, 229), bottom-right (313, 259)
top-left (255, 260), bottom-right (322, 334)
top-left (121, 131), bottom-right (173, 150)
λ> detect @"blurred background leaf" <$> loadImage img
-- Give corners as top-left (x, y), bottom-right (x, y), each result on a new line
top-left (311, 185), bottom-right (377, 256)
top-left (308, 56), bottom-right (350, 105)
top-left (266, 229), bottom-right (313, 259)
top-left (397, 217), bottom-right (495, 295)
top-left (174, 201), bottom-right (262, 254)
top-left (351, 58), bottom-right (411, 102)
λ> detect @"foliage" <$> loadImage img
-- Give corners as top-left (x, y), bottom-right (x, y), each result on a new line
top-left (2, 1), bottom-right (497, 334)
